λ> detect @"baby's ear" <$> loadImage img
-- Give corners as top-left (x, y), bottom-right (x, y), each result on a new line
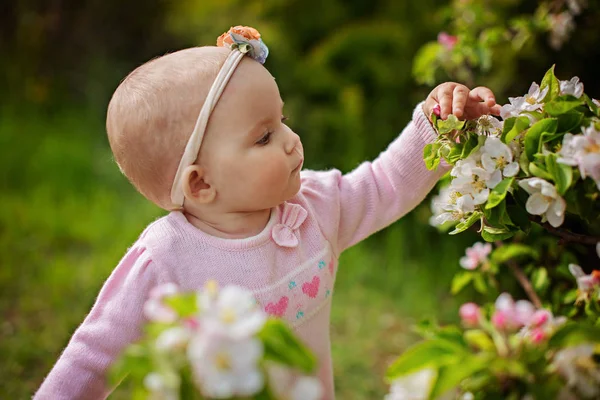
top-left (182, 165), bottom-right (216, 204)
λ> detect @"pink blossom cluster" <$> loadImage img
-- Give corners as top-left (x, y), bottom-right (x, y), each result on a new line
top-left (460, 293), bottom-right (563, 345)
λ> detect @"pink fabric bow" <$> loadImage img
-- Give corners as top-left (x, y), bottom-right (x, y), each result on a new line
top-left (271, 203), bottom-right (308, 247)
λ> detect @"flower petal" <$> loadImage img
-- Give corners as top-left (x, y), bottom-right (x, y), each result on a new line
top-left (526, 193), bottom-right (549, 215)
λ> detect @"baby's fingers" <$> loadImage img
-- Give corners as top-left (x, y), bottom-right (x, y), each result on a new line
top-left (452, 85), bottom-right (470, 118)
top-left (469, 86), bottom-right (496, 107)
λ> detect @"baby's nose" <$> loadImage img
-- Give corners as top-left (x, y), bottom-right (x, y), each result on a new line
top-left (285, 132), bottom-right (302, 155)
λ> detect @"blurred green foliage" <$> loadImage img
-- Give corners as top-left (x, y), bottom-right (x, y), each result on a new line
top-left (1, 0), bottom-right (600, 398)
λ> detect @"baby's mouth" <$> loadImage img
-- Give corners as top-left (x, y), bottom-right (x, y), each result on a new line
top-left (292, 158), bottom-right (304, 173)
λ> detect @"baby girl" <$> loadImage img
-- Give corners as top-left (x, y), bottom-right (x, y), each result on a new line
top-left (35, 26), bottom-right (500, 399)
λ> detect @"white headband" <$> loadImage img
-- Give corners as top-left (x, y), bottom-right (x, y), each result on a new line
top-left (169, 27), bottom-right (269, 209)
top-left (169, 50), bottom-right (245, 208)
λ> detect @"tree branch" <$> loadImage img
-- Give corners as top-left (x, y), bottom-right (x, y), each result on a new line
top-left (507, 260), bottom-right (543, 309)
top-left (528, 216), bottom-right (600, 245)
top-left (494, 241), bottom-right (543, 308)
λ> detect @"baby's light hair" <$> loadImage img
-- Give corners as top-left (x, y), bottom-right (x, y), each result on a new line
top-left (106, 46), bottom-right (230, 210)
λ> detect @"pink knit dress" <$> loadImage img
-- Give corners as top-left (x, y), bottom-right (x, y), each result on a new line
top-left (34, 103), bottom-right (448, 399)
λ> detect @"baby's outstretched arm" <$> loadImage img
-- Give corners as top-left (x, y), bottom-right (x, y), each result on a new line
top-left (301, 84), bottom-right (499, 254)
top-left (34, 246), bottom-right (160, 400)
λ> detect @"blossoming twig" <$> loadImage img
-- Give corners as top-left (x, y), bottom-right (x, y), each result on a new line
top-left (528, 215), bottom-right (600, 245)
top-left (507, 260), bottom-right (543, 309)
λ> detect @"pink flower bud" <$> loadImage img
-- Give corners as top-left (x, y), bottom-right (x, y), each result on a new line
top-left (530, 310), bottom-right (551, 327)
top-left (530, 327), bottom-right (547, 344)
top-left (459, 302), bottom-right (481, 326)
top-left (491, 310), bottom-right (509, 330)
top-left (183, 317), bottom-right (200, 330)
top-left (437, 32), bottom-right (458, 50)
top-left (432, 104), bottom-right (441, 117)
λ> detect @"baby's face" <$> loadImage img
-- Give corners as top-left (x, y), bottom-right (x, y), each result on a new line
top-left (198, 58), bottom-right (304, 212)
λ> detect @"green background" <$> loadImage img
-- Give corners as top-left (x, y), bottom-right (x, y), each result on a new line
top-left (2, 0), bottom-right (599, 398)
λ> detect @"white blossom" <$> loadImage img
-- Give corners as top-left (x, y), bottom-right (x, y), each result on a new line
top-left (500, 83), bottom-right (548, 120)
top-left (143, 372), bottom-right (180, 400)
top-left (451, 154), bottom-right (494, 204)
top-left (266, 364), bottom-right (323, 400)
top-left (549, 12), bottom-right (575, 50)
top-left (559, 76), bottom-right (584, 98)
top-left (155, 326), bottom-right (191, 352)
top-left (518, 178), bottom-right (566, 227)
top-left (199, 284), bottom-right (267, 340)
top-left (385, 369), bottom-right (435, 400)
top-left (434, 194), bottom-right (476, 225)
top-left (481, 137), bottom-right (520, 185)
top-left (429, 185), bottom-right (455, 227)
top-left (554, 344), bottom-right (600, 398)
top-left (144, 283), bottom-right (180, 323)
top-left (188, 334), bottom-right (264, 398)
top-left (459, 242), bottom-right (492, 270)
top-left (557, 124), bottom-right (600, 189)
top-left (476, 115), bottom-right (503, 136)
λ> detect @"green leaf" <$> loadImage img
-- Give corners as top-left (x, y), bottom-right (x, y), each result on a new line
top-left (424, 143), bottom-right (441, 170)
top-left (555, 110), bottom-right (583, 134)
top-left (436, 114), bottom-right (466, 135)
top-left (472, 273), bottom-right (488, 294)
top-left (449, 212), bottom-right (481, 235)
top-left (525, 118), bottom-right (557, 160)
top-left (545, 154), bottom-right (573, 195)
top-left (583, 93), bottom-right (600, 117)
top-left (460, 134), bottom-right (479, 159)
top-left (502, 116), bottom-right (530, 144)
top-left (481, 226), bottom-right (514, 242)
top-left (485, 177), bottom-right (514, 209)
top-left (428, 357), bottom-right (489, 400)
top-left (528, 162), bottom-right (554, 180)
top-left (164, 293), bottom-right (198, 318)
top-left (540, 65), bottom-right (560, 102)
top-left (532, 267), bottom-right (549, 293)
top-left (259, 319), bottom-right (317, 373)
top-left (386, 340), bottom-right (465, 381)
top-left (548, 323), bottom-right (600, 348)
top-left (451, 271), bottom-right (473, 294)
top-left (464, 330), bottom-right (495, 352)
top-left (506, 204), bottom-right (531, 232)
top-left (544, 96), bottom-right (584, 116)
top-left (413, 42), bottom-right (443, 86)
top-left (491, 244), bottom-right (538, 264)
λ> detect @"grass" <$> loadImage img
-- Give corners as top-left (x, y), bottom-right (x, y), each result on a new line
top-left (0, 108), bottom-right (476, 399)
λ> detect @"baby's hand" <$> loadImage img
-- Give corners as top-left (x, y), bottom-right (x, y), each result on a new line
top-left (423, 82), bottom-right (502, 121)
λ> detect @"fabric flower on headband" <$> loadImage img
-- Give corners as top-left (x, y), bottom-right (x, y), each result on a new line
top-left (217, 26), bottom-right (269, 64)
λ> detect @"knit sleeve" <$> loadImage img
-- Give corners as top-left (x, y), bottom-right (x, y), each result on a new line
top-left (300, 102), bottom-right (450, 254)
top-left (34, 245), bottom-right (160, 400)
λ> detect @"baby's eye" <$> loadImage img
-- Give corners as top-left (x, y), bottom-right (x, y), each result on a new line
top-left (256, 131), bottom-right (272, 146)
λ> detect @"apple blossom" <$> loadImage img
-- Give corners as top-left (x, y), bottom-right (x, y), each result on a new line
top-left (451, 155), bottom-right (494, 204)
top-left (557, 124), bottom-right (600, 189)
top-left (518, 178), bottom-right (566, 227)
top-left (559, 76), bottom-right (584, 98)
top-left (500, 82), bottom-right (548, 120)
top-left (188, 334), bottom-right (264, 398)
top-left (434, 194), bottom-right (476, 225)
top-left (475, 115), bottom-right (503, 136)
top-left (437, 32), bottom-right (458, 50)
top-left (459, 302), bottom-right (481, 326)
top-left (385, 369), bottom-right (436, 400)
top-left (266, 364), bottom-right (324, 400)
top-left (199, 284), bottom-right (267, 340)
top-left (481, 137), bottom-right (520, 186)
top-left (144, 283), bottom-right (180, 323)
top-left (459, 242), bottom-right (492, 270)
top-left (553, 344), bottom-right (600, 398)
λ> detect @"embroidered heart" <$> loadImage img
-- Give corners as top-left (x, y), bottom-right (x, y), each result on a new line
top-left (328, 260), bottom-right (335, 275)
top-left (302, 276), bottom-right (320, 298)
top-left (265, 296), bottom-right (289, 317)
